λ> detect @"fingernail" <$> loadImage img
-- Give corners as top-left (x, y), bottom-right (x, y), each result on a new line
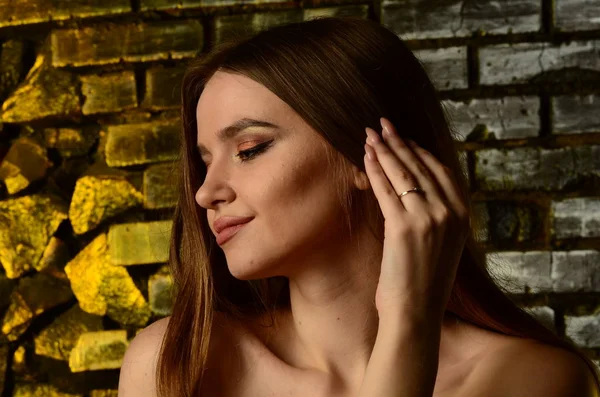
top-left (380, 118), bottom-right (394, 137)
top-left (365, 128), bottom-right (380, 144)
top-left (364, 143), bottom-right (376, 161)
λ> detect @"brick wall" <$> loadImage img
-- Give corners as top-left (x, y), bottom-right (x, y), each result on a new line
top-left (0, 0), bottom-right (599, 395)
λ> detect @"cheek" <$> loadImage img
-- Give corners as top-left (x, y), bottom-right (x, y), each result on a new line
top-left (259, 156), bottom-right (345, 242)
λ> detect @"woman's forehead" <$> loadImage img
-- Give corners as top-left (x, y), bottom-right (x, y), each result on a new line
top-left (198, 72), bottom-right (283, 113)
top-left (195, 75), bottom-right (307, 139)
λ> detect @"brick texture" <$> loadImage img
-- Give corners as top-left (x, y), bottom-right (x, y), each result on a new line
top-left (0, 0), bottom-right (130, 28)
top-left (80, 71), bottom-right (137, 115)
top-left (484, 201), bottom-right (541, 242)
top-left (556, 0), bottom-right (600, 32)
top-left (51, 20), bottom-right (204, 68)
top-left (381, 0), bottom-right (540, 40)
top-left (214, 5), bottom-right (368, 45)
top-left (551, 197), bottom-right (600, 239)
top-left (108, 221), bottom-right (171, 265)
top-left (443, 96), bottom-right (539, 141)
top-left (486, 251), bottom-right (552, 294)
top-left (142, 66), bottom-right (185, 110)
top-left (551, 251), bottom-right (600, 292)
top-left (0, 54), bottom-right (80, 123)
top-left (143, 162), bottom-right (178, 209)
top-left (486, 250), bottom-right (600, 294)
top-left (552, 94), bottom-right (600, 135)
top-left (480, 41), bottom-right (600, 85)
top-left (0, 40), bottom-right (26, 101)
top-left (414, 47), bottom-right (468, 90)
top-left (565, 313), bottom-right (600, 348)
top-left (141, 0), bottom-right (285, 10)
top-left (104, 120), bottom-right (181, 167)
top-left (475, 145), bottom-right (600, 191)
top-left (141, 0), bottom-right (201, 10)
top-left (523, 306), bottom-right (555, 332)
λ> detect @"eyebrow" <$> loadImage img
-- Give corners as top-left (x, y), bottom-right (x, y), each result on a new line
top-left (196, 118), bottom-right (279, 155)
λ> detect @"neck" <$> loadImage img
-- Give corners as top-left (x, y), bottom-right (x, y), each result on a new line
top-left (247, 224), bottom-right (465, 394)
top-left (258, 225), bottom-right (386, 390)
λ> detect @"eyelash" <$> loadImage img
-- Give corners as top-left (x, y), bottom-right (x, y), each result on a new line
top-left (236, 140), bottom-right (274, 162)
top-left (204, 140), bottom-right (273, 169)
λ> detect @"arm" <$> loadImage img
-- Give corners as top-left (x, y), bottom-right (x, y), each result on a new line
top-left (357, 313), bottom-right (442, 397)
top-left (360, 120), bottom-right (470, 395)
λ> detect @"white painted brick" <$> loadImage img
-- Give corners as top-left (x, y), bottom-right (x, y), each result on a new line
top-left (486, 251), bottom-right (552, 294)
top-left (443, 97), bottom-right (539, 141)
top-left (522, 306), bottom-right (556, 332)
top-left (381, 0), bottom-right (540, 40)
top-left (303, 5), bottom-right (369, 20)
top-left (475, 145), bottom-right (600, 191)
top-left (551, 197), bottom-right (600, 239)
top-left (141, 0), bottom-right (201, 10)
top-left (556, 0), bottom-right (600, 32)
top-left (552, 94), bottom-right (600, 135)
top-left (414, 47), bottom-right (468, 90)
top-left (565, 313), bottom-right (600, 348)
top-left (486, 250), bottom-right (600, 293)
top-left (213, 6), bottom-right (369, 45)
top-left (551, 250), bottom-right (600, 292)
top-left (475, 147), bottom-right (541, 191)
top-left (480, 41), bottom-right (600, 85)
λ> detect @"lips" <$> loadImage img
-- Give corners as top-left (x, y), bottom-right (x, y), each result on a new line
top-left (213, 216), bottom-right (253, 245)
top-left (213, 216), bottom-right (254, 234)
top-left (215, 223), bottom-right (249, 245)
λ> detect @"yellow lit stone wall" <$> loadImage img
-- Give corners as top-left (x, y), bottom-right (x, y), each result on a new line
top-left (1, 0), bottom-right (600, 396)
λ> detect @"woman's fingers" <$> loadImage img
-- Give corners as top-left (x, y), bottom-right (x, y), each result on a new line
top-left (363, 142), bottom-right (405, 221)
top-left (365, 117), bottom-right (469, 228)
top-left (365, 126), bottom-right (430, 213)
top-left (378, 118), bottom-right (445, 207)
top-left (405, 140), bottom-right (470, 225)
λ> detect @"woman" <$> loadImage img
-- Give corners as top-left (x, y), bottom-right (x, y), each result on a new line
top-left (118, 17), bottom-right (600, 397)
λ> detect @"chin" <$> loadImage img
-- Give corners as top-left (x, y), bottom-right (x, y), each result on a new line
top-left (223, 236), bottom-right (298, 280)
top-left (226, 258), bottom-right (279, 281)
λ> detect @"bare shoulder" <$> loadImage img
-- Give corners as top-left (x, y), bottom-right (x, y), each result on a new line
top-left (462, 337), bottom-right (599, 397)
top-left (118, 316), bottom-right (171, 397)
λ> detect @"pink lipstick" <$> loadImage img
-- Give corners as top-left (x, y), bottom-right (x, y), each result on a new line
top-left (216, 222), bottom-right (249, 245)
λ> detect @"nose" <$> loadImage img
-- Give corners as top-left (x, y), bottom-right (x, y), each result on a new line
top-left (195, 166), bottom-right (235, 210)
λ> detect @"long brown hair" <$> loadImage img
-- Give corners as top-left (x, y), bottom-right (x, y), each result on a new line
top-left (156, 16), bottom-right (600, 396)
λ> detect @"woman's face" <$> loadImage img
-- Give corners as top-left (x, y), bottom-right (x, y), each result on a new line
top-left (195, 71), bottom-right (351, 280)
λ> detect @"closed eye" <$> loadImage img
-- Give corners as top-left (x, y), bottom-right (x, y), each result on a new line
top-left (203, 140), bottom-right (274, 169)
top-left (236, 140), bottom-right (274, 162)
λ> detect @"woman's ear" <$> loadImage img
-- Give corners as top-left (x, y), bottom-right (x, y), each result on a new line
top-left (351, 165), bottom-right (371, 191)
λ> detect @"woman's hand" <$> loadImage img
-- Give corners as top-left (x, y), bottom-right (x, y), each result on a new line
top-left (364, 117), bottom-right (470, 323)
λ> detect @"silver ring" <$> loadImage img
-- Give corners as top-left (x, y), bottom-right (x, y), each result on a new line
top-left (398, 186), bottom-right (425, 198)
